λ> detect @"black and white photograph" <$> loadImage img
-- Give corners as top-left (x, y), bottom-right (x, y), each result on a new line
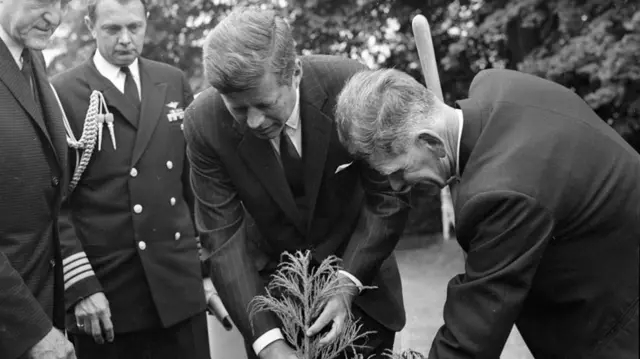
top-left (1, 0), bottom-right (638, 358)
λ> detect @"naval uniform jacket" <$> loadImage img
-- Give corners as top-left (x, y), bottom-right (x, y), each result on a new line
top-left (184, 55), bottom-right (411, 343)
top-left (0, 41), bottom-right (68, 358)
top-left (51, 57), bottom-right (206, 333)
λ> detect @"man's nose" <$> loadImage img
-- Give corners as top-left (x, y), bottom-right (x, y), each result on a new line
top-left (389, 177), bottom-right (406, 191)
top-left (119, 30), bottom-right (133, 44)
top-left (44, 3), bottom-right (63, 27)
top-left (246, 108), bottom-right (265, 129)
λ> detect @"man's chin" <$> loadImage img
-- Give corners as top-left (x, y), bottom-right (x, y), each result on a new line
top-left (24, 37), bottom-right (51, 51)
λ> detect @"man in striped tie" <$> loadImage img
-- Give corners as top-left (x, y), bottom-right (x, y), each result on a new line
top-left (0, 0), bottom-right (76, 358)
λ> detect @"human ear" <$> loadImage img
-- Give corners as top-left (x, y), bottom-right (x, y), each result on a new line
top-left (417, 131), bottom-right (446, 158)
top-left (84, 16), bottom-right (97, 38)
top-left (292, 58), bottom-right (303, 87)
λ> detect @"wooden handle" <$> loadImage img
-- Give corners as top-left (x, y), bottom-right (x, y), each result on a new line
top-left (412, 14), bottom-right (444, 101)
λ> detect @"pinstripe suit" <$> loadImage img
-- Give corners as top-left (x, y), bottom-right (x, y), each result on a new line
top-left (184, 55), bottom-right (410, 356)
top-left (0, 39), bottom-right (68, 359)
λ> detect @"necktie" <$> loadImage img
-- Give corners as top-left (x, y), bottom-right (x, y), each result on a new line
top-left (20, 49), bottom-right (37, 100)
top-left (280, 127), bottom-right (304, 196)
top-left (121, 66), bottom-right (140, 108)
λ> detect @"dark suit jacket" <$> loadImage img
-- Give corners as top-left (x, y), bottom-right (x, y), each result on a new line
top-left (0, 41), bottom-right (68, 359)
top-left (184, 55), bottom-right (410, 342)
top-left (51, 56), bottom-right (206, 334)
top-left (430, 69), bottom-right (640, 358)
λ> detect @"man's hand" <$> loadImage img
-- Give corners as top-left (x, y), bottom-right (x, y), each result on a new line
top-left (305, 274), bottom-right (359, 345)
top-left (26, 327), bottom-right (76, 359)
top-left (258, 339), bottom-right (299, 359)
top-left (74, 292), bottom-right (114, 344)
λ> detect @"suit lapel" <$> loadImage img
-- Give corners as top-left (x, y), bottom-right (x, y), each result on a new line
top-left (299, 67), bottom-right (331, 230)
top-left (238, 131), bottom-right (305, 233)
top-left (0, 42), bottom-right (52, 149)
top-left (32, 52), bottom-right (66, 170)
top-left (83, 58), bottom-right (140, 129)
top-left (131, 59), bottom-right (167, 166)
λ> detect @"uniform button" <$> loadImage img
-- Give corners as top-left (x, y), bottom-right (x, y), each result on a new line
top-left (130, 168), bottom-right (138, 177)
top-left (138, 241), bottom-right (147, 250)
top-left (51, 176), bottom-right (60, 187)
top-left (166, 161), bottom-right (174, 170)
top-left (170, 197), bottom-right (176, 206)
top-left (133, 204), bottom-right (143, 214)
top-left (174, 232), bottom-right (181, 240)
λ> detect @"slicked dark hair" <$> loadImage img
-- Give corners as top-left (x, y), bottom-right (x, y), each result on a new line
top-left (87, 0), bottom-right (148, 22)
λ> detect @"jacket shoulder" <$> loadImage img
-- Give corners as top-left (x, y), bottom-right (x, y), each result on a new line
top-left (301, 55), bottom-right (368, 97)
top-left (140, 58), bottom-right (187, 82)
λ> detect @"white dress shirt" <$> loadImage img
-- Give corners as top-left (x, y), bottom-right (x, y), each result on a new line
top-left (253, 88), bottom-right (364, 355)
top-left (0, 26), bottom-right (24, 69)
top-left (93, 50), bottom-right (142, 98)
top-left (455, 109), bottom-right (464, 176)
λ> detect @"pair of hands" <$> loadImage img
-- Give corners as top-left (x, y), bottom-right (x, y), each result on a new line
top-left (259, 275), bottom-right (359, 359)
top-left (26, 292), bottom-right (111, 358)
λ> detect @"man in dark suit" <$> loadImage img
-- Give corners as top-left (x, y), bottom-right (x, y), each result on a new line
top-left (335, 68), bottom-right (640, 358)
top-left (0, 1), bottom-right (77, 359)
top-left (51, 0), bottom-right (209, 358)
top-left (184, 7), bottom-right (410, 359)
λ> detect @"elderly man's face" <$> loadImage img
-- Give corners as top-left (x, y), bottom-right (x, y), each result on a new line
top-left (87, 0), bottom-right (146, 67)
top-left (221, 63), bottom-right (301, 140)
top-left (376, 136), bottom-right (448, 191)
top-left (0, 0), bottom-right (63, 49)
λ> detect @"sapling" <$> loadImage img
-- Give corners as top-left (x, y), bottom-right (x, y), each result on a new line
top-left (249, 251), bottom-right (373, 359)
top-left (249, 250), bottom-right (428, 359)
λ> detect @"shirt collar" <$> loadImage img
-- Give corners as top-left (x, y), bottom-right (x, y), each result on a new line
top-left (93, 49), bottom-right (140, 82)
top-left (0, 26), bottom-right (23, 68)
top-left (455, 109), bottom-right (464, 176)
top-left (285, 87), bottom-right (300, 130)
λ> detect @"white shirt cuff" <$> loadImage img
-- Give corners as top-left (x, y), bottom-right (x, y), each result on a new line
top-left (252, 328), bottom-right (284, 355)
top-left (203, 277), bottom-right (215, 301)
top-left (338, 270), bottom-right (363, 291)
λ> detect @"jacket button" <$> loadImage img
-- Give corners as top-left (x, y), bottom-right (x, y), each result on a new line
top-left (51, 176), bottom-right (60, 187)
top-left (138, 241), bottom-right (147, 250)
top-left (133, 204), bottom-right (143, 214)
top-left (130, 168), bottom-right (138, 177)
top-left (170, 197), bottom-right (176, 206)
top-left (174, 232), bottom-right (181, 240)
top-left (166, 161), bottom-right (173, 170)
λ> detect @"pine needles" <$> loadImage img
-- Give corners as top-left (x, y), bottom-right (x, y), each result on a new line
top-left (249, 251), bottom-right (372, 359)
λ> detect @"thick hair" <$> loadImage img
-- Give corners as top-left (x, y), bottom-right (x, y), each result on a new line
top-left (335, 68), bottom-right (438, 163)
top-left (87, 0), bottom-right (148, 22)
top-left (202, 6), bottom-right (296, 94)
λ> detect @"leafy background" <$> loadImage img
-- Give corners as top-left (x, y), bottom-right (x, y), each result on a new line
top-left (46, 0), bottom-right (640, 234)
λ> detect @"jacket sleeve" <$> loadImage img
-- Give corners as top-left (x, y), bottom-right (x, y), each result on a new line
top-left (0, 252), bottom-right (53, 359)
top-left (428, 191), bottom-right (554, 358)
top-left (54, 81), bottom-right (104, 312)
top-left (340, 162), bottom-right (411, 285)
top-left (183, 103), bottom-right (280, 342)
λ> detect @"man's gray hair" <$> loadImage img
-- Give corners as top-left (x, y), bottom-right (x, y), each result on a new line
top-left (335, 68), bottom-right (438, 162)
top-left (87, 0), bottom-right (148, 22)
top-left (203, 6), bottom-right (296, 94)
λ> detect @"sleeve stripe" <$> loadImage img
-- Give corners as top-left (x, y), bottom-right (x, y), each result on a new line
top-left (63, 256), bottom-right (90, 275)
top-left (65, 271), bottom-right (96, 291)
top-left (63, 251), bottom-right (87, 266)
top-left (64, 263), bottom-right (94, 281)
